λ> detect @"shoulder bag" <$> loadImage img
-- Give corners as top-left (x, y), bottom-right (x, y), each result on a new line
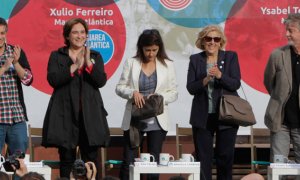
top-left (219, 86), bottom-right (256, 127)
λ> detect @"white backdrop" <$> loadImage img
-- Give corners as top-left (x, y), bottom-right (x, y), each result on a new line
top-left (5, 0), bottom-right (277, 135)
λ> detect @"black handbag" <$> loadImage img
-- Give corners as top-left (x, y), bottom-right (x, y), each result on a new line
top-left (130, 94), bottom-right (164, 148)
top-left (219, 86), bottom-right (256, 127)
top-left (131, 94), bottom-right (164, 120)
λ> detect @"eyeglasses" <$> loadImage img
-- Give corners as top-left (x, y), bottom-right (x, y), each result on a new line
top-left (204, 36), bottom-right (221, 43)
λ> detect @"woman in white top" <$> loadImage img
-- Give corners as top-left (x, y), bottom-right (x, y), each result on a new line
top-left (116, 29), bottom-right (178, 180)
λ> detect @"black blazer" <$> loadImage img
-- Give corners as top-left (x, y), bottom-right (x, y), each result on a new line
top-left (186, 50), bottom-right (241, 128)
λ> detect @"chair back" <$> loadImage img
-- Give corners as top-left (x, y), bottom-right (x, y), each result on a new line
top-left (175, 123), bottom-right (193, 160)
top-left (28, 124), bottom-right (80, 169)
top-left (100, 128), bottom-right (124, 178)
top-left (28, 124), bottom-right (43, 162)
top-left (250, 127), bottom-right (270, 172)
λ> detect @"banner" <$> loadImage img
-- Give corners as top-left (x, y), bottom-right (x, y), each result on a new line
top-left (1, 0), bottom-right (296, 135)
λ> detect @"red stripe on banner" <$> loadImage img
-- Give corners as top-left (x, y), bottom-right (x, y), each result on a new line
top-left (159, 0), bottom-right (192, 10)
top-left (160, 0), bottom-right (188, 8)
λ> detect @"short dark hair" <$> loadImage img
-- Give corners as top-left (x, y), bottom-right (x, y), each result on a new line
top-left (63, 18), bottom-right (88, 47)
top-left (0, 17), bottom-right (8, 32)
top-left (103, 175), bottom-right (120, 180)
top-left (20, 172), bottom-right (45, 180)
top-left (134, 29), bottom-right (170, 65)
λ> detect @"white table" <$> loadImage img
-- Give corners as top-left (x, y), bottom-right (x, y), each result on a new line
top-left (268, 166), bottom-right (300, 180)
top-left (2, 165), bottom-right (51, 180)
top-left (28, 165), bottom-right (51, 180)
top-left (129, 165), bottom-right (200, 180)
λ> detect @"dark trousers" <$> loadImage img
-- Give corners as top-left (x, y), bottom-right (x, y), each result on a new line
top-left (119, 129), bottom-right (167, 180)
top-left (58, 119), bottom-right (98, 178)
top-left (58, 146), bottom-right (98, 178)
top-left (193, 114), bottom-right (238, 180)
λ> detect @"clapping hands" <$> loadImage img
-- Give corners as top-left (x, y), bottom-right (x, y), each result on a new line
top-left (74, 46), bottom-right (92, 69)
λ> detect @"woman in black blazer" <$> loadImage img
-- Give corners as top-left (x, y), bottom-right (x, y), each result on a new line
top-left (186, 25), bottom-right (241, 180)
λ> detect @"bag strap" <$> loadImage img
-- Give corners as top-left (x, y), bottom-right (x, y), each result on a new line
top-left (239, 84), bottom-right (248, 101)
top-left (129, 125), bottom-right (140, 148)
top-left (220, 82), bottom-right (248, 101)
top-left (220, 51), bottom-right (248, 101)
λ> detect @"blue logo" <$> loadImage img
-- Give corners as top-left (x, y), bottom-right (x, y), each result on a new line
top-left (87, 29), bottom-right (114, 64)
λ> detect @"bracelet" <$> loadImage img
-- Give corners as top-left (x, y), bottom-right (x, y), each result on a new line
top-left (23, 71), bottom-right (28, 80)
top-left (90, 58), bottom-right (95, 64)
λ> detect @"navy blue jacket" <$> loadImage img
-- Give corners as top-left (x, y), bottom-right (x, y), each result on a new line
top-left (186, 50), bottom-right (241, 128)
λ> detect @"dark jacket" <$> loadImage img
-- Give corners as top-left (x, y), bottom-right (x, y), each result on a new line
top-left (42, 47), bottom-right (110, 149)
top-left (186, 50), bottom-right (241, 128)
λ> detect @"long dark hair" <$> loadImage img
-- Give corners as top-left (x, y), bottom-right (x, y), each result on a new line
top-left (134, 29), bottom-right (170, 65)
